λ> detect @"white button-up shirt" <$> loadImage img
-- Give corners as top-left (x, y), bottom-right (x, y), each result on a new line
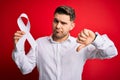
top-left (12, 33), bottom-right (118, 80)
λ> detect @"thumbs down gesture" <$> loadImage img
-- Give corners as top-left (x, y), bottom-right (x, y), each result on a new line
top-left (76, 29), bottom-right (96, 52)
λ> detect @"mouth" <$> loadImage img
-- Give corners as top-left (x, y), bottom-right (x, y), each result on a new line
top-left (55, 29), bottom-right (62, 33)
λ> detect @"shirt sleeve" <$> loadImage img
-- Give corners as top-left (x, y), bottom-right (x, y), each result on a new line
top-left (12, 45), bottom-right (37, 75)
top-left (85, 32), bottom-right (118, 59)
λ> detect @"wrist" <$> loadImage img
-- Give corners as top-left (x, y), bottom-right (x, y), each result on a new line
top-left (93, 33), bottom-right (97, 42)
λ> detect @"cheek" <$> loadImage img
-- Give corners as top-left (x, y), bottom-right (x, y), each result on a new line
top-left (67, 25), bottom-right (73, 31)
top-left (63, 26), bottom-right (71, 32)
top-left (52, 23), bottom-right (56, 29)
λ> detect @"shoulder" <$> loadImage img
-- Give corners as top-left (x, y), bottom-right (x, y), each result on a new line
top-left (69, 36), bottom-right (77, 43)
top-left (36, 36), bottom-right (49, 43)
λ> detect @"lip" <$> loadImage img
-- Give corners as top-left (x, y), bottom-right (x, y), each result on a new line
top-left (55, 30), bottom-right (61, 33)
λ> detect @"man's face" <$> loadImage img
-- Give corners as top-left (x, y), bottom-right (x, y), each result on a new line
top-left (52, 13), bottom-right (75, 39)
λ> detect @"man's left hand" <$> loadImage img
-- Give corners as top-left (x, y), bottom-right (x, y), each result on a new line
top-left (76, 29), bottom-right (96, 52)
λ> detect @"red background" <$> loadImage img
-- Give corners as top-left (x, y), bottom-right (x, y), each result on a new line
top-left (0, 0), bottom-right (120, 80)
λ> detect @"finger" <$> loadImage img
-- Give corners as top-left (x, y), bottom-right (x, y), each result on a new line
top-left (15, 39), bottom-right (18, 44)
top-left (83, 29), bottom-right (89, 37)
top-left (79, 31), bottom-right (87, 39)
top-left (76, 38), bottom-right (86, 44)
top-left (78, 36), bottom-right (86, 41)
top-left (14, 33), bottom-right (23, 37)
top-left (14, 36), bottom-right (21, 40)
top-left (87, 30), bottom-right (95, 40)
top-left (13, 31), bottom-right (25, 44)
top-left (13, 36), bottom-right (19, 44)
top-left (16, 31), bottom-right (25, 35)
top-left (14, 31), bottom-right (25, 38)
top-left (76, 44), bottom-right (85, 52)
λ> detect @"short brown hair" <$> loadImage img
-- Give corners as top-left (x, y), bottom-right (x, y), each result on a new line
top-left (54, 5), bottom-right (76, 21)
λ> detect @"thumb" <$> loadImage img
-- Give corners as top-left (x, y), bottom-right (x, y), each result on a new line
top-left (76, 44), bottom-right (85, 52)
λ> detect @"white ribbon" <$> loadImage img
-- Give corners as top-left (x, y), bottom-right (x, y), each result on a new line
top-left (16, 13), bottom-right (37, 51)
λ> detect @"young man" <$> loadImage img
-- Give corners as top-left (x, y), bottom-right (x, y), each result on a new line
top-left (12, 6), bottom-right (118, 80)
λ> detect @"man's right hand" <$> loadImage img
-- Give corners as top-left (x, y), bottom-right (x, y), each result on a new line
top-left (13, 31), bottom-right (25, 44)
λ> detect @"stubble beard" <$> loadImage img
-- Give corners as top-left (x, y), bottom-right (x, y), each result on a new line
top-left (52, 31), bottom-right (68, 40)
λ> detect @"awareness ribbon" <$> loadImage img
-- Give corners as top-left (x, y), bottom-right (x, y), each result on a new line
top-left (16, 13), bottom-right (37, 51)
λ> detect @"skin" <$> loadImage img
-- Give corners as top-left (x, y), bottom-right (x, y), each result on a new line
top-left (52, 13), bottom-right (75, 42)
top-left (76, 29), bottom-right (96, 52)
top-left (13, 13), bottom-right (95, 52)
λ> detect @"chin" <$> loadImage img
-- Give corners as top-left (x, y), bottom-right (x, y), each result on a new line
top-left (54, 34), bottom-right (64, 39)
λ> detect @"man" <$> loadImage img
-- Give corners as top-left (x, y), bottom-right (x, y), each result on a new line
top-left (12, 5), bottom-right (118, 80)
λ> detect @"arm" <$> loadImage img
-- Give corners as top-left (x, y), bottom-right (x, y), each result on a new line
top-left (12, 31), bottom-right (37, 74)
top-left (76, 29), bottom-right (118, 59)
top-left (86, 33), bottom-right (118, 59)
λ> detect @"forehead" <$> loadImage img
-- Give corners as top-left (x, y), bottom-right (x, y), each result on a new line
top-left (54, 13), bottom-right (71, 22)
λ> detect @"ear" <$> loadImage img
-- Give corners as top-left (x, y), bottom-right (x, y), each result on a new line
top-left (70, 22), bottom-right (75, 30)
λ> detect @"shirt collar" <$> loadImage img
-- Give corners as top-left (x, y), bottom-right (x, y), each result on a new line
top-left (48, 34), bottom-right (72, 44)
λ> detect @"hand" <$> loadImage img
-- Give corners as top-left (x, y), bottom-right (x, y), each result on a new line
top-left (13, 31), bottom-right (25, 44)
top-left (76, 29), bottom-right (95, 52)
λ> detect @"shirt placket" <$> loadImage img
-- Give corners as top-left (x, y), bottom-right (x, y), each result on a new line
top-left (54, 43), bottom-right (61, 80)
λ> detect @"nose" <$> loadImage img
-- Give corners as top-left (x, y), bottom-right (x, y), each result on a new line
top-left (56, 22), bottom-right (61, 29)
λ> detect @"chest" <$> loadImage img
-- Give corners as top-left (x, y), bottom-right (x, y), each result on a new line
top-left (37, 43), bottom-right (87, 68)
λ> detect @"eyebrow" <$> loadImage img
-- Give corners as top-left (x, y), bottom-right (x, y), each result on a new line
top-left (54, 18), bottom-right (68, 24)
